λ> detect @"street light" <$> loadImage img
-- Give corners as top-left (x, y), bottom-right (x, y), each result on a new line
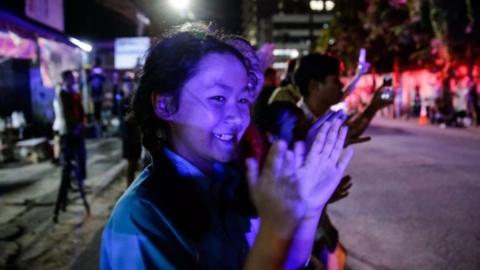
top-left (168, 0), bottom-right (194, 21)
top-left (325, 0), bottom-right (335, 11)
top-left (69, 37), bottom-right (92, 52)
top-left (309, 0), bottom-right (335, 11)
top-left (169, 0), bottom-right (190, 11)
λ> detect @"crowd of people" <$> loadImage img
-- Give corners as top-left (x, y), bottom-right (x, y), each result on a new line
top-left (97, 22), bottom-right (400, 270)
top-left (346, 68), bottom-right (480, 129)
top-left (51, 20), bottom-right (480, 269)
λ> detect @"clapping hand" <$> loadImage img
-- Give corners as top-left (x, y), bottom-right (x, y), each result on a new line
top-left (246, 117), bottom-right (354, 236)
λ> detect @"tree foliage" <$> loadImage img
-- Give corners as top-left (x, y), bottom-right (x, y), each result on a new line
top-left (319, 0), bottom-right (480, 74)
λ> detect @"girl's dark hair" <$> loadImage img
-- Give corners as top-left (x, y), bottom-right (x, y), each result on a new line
top-left (132, 23), bottom-right (249, 153)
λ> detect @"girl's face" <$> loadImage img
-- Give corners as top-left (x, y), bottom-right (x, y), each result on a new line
top-left (167, 53), bottom-right (251, 172)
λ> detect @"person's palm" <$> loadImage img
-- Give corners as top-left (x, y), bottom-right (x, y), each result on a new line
top-left (297, 120), bottom-right (353, 216)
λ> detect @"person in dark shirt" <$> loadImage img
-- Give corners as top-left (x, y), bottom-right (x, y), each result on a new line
top-left (59, 70), bottom-right (87, 184)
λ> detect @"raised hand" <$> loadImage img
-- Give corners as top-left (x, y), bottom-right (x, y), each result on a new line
top-left (304, 110), bottom-right (348, 152)
top-left (256, 43), bottom-right (275, 72)
top-left (246, 118), bottom-right (354, 232)
top-left (246, 141), bottom-right (306, 237)
top-left (370, 85), bottom-right (395, 111)
top-left (297, 119), bottom-right (354, 216)
top-left (245, 120), bottom-right (354, 270)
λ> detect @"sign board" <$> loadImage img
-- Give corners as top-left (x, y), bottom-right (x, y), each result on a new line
top-left (114, 37), bottom-right (150, 70)
top-left (38, 37), bottom-right (82, 87)
top-left (25, 0), bottom-right (64, 32)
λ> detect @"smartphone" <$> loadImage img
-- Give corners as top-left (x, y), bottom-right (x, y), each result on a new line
top-left (380, 76), bottom-right (394, 101)
top-left (380, 90), bottom-right (394, 101)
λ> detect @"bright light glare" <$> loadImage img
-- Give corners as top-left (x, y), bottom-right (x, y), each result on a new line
top-left (274, 49), bottom-right (299, 56)
top-left (69, 37), bottom-right (92, 52)
top-left (325, 0), bottom-right (335, 11)
top-left (169, 0), bottom-right (190, 10)
top-left (310, 0), bottom-right (324, 11)
top-left (273, 62), bottom-right (288, 69)
top-left (290, 49), bottom-right (299, 58)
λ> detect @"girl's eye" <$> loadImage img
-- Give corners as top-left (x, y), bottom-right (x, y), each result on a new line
top-left (239, 98), bottom-right (251, 104)
top-left (210, 96), bottom-right (226, 103)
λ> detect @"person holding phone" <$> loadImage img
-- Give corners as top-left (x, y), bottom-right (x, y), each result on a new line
top-left (267, 53), bottom-right (393, 269)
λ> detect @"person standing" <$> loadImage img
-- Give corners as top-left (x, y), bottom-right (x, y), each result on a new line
top-left (52, 84), bottom-right (66, 165)
top-left (119, 73), bottom-right (142, 186)
top-left (60, 70), bottom-right (87, 188)
top-left (89, 65), bottom-right (106, 136)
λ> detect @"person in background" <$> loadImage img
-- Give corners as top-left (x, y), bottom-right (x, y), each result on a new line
top-left (253, 67), bottom-right (279, 125)
top-left (467, 77), bottom-right (479, 126)
top-left (89, 65), bottom-right (106, 136)
top-left (454, 78), bottom-right (469, 127)
top-left (59, 70), bottom-right (87, 191)
top-left (119, 72), bottom-right (142, 186)
top-left (52, 84), bottom-right (66, 165)
top-left (270, 53), bottom-right (391, 269)
top-left (280, 58), bottom-right (297, 87)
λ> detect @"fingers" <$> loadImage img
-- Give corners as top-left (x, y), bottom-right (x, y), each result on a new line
top-left (306, 121), bottom-right (331, 164)
top-left (283, 150), bottom-right (295, 178)
top-left (245, 158), bottom-right (259, 189)
top-left (346, 136), bottom-right (371, 146)
top-left (330, 126), bottom-right (348, 161)
top-left (322, 119), bottom-right (342, 156)
top-left (339, 175), bottom-right (353, 191)
top-left (337, 147), bottom-right (354, 172)
top-left (263, 140), bottom-right (288, 178)
top-left (310, 110), bottom-right (334, 131)
top-left (293, 141), bottom-right (305, 171)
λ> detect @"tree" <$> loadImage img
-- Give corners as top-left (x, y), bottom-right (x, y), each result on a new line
top-left (321, 0), bottom-right (480, 75)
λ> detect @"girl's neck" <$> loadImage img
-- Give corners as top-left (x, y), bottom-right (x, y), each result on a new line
top-left (165, 139), bottom-right (216, 177)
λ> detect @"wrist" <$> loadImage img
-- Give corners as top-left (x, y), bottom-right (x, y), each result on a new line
top-left (253, 224), bottom-right (292, 264)
top-left (363, 105), bottom-right (377, 118)
top-left (260, 218), bottom-right (298, 240)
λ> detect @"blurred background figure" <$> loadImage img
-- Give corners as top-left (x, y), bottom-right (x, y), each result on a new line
top-left (280, 58), bottom-right (297, 87)
top-left (59, 70), bottom-right (87, 186)
top-left (412, 85), bottom-right (422, 118)
top-left (119, 72), bottom-right (141, 186)
top-left (89, 64), bottom-right (106, 137)
top-left (51, 84), bottom-right (66, 165)
top-left (253, 67), bottom-right (279, 123)
top-left (467, 77), bottom-right (480, 127)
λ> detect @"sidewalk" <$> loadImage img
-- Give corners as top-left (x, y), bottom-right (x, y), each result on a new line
top-left (369, 117), bottom-right (480, 141)
top-left (0, 138), bottom-right (127, 269)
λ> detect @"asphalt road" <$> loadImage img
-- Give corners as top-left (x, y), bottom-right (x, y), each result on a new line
top-left (330, 119), bottom-right (480, 270)
top-left (45, 119), bottom-right (480, 270)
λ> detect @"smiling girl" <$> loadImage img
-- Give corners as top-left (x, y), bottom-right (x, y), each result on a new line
top-left (100, 23), bottom-right (353, 270)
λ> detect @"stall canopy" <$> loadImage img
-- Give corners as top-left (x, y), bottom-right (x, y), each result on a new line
top-left (0, 30), bottom-right (37, 60)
